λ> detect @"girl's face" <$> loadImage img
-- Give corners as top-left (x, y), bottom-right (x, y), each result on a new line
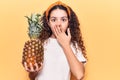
top-left (48, 8), bottom-right (69, 37)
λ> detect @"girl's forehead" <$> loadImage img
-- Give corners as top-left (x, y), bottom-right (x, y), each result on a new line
top-left (50, 9), bottom-right (68, 17)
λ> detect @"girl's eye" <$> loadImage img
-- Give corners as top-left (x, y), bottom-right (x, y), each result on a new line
top-left (51, 19), bottom-right (56, 22)
top-left (62, 18), bottom-right (67, 22)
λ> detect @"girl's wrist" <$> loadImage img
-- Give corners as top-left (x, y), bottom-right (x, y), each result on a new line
top-left (62, 44), bottom-right (71, 51)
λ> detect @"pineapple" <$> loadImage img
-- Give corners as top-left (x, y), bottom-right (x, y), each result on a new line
top-left (22, 13), bottom-right (43, 70)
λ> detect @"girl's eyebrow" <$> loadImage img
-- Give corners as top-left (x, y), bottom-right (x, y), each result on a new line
top-left (50, 17), bottom-right (56, 19)
top-left (50, 16), bottom-right (68, 19)
top-left (61, 16), bottom-right (68, 18)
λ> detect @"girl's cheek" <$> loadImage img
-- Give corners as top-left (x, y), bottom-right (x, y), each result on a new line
top-left (51, 26), bottom-right (56, 33)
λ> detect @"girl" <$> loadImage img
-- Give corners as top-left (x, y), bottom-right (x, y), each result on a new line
top-left (23, 1), bottom-right (87, 80)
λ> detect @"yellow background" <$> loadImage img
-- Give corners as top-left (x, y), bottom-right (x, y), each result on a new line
top-left (0, 0), bottom-right (120, 80)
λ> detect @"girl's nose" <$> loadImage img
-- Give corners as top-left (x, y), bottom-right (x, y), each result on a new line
top-left (56, 20), bottom-right (61, 27)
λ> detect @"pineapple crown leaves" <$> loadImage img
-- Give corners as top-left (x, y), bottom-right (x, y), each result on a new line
top-left (25, 13), bottom-right (43, 39)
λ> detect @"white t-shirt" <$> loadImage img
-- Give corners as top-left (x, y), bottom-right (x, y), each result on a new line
top-left (35, 38), bottom-right (86, 80)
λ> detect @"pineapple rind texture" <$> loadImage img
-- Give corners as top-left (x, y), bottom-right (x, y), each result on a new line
top-left (22, 39), bottom-right (44, 69)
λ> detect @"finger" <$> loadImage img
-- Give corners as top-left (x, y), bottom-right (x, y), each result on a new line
top-left (58, 25), bottom-right (62, 33)
top-left (35, 63), bottom-right (39, 71)
top-left (24, 62), bottom-right (29, 71)
top-left (55, 25), bottom-right (60, 33)
top-left (54, 26), bottom-right (58, 37)
top-left (55, 26), bottom-right (60, 34)
top-left (29, 62), bottom-right (34, 72)
top-left (38, 63), bottom-right (43, 71)
top-left (67, 28), bottom-right (71, 37)
top-left (35, 62), bottom-right (43, 71)
top-left (40, 63), bottom-right (43, 69)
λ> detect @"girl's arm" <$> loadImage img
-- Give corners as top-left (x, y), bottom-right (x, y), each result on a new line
top-left (63, 45), bottom-right (85, 80)
top-left (29, 72), bottom-right (38, 80)
top-left (54, 27), bottom-right (85, 80)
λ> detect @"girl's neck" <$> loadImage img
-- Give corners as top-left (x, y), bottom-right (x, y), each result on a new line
top-left (50, 34), bottom-right (56, 39)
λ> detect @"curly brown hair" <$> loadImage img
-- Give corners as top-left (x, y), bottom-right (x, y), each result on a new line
top-left (39, 5), bottom-right (87, 58)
